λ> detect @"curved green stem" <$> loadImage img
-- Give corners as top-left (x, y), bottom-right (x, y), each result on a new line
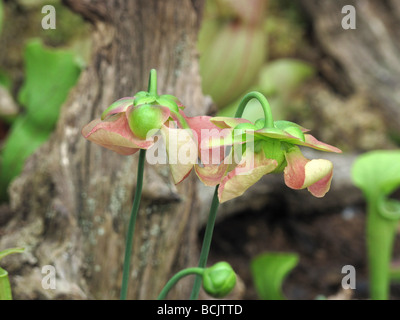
top-left (190, 185), bottom-right (220, 300)
top-left (158, 268), bottom-right (204, 300)
top-left (120, 149), bottom-right (146, 300)
top-left (148, 69), bottom-right (158, 96)
top-left (235, 91), bottom-right (274, 128)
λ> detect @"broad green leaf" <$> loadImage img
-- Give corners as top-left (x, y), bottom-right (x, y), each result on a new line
top-left (251, 252), bottom-right (299, 300)
top-left (352, 150), bottom-right (400, 198)
top-left (18, 39), bottom-right (81, 129)
top-left (0, 39), bottom-right (81, 201)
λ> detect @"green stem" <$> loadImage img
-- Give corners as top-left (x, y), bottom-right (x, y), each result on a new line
top-left (157, 268), bottom-right (204, 300)
top-left (367, 197), bottom-right (398, 300)
top-left (190, 185), bottom-right (220, 300)
top-left (120, 148), bottom-right (146, 300)
top-left (235, 91), bottom-right (274, 128)
top-left (148, 69), bottom-right (158, 96)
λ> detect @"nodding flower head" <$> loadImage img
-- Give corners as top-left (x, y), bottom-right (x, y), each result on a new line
top-left (201, 116), bottom-right (342, 203)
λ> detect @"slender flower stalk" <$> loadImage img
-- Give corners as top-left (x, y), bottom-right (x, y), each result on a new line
top-left (120, 148), bottom-right (146, 300)
top-left (120, 70), bottom-right (156, 300)
top-left (190, 186), bottom-right (220, 299)
top-left (190, 92), bottom-right (274, 299)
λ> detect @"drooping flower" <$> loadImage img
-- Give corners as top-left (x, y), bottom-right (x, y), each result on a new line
top-left (81, 94), bottom-right (198, 184)
top-left (202, 116), bottom-right (342, 203)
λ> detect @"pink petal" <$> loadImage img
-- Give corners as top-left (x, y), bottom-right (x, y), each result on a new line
top-left (195, 162), bottom-right (229, 186)
top-left (218, 152), bottom-right (278, 203)
top-left (160, 125), bottom-right (198, 184)
top-left (82, 113), bottom-right (154, 155)
top-left (101, 97), bottom-right (134, 119)
top-left (185, 115), bottom-right (228, 165)
top-left (284, 147), bottom-right (334, 197)
top-left (298, 134), bottom-right (342, 153)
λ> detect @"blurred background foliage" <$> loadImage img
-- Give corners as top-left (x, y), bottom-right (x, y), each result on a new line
top-left (198, 0), bottom-right (315, 123)
top-left (0, 0), bottom-right (90, 202)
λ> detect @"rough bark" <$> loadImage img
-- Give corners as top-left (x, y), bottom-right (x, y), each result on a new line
top-left (0, 0), bottom-right (205, 300)
top-left (299, 0), bottom-right (400, 133)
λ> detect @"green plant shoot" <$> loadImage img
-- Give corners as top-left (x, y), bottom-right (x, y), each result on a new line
top-left (251, 252), bottom-right (299, 300)
top-left (352, 150), bottom-right (400, 300)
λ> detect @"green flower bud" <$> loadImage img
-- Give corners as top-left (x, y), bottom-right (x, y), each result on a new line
top-left (127, 104), bottom-right (170, 139)
top-left (202, 262), bottom-right (236, 298)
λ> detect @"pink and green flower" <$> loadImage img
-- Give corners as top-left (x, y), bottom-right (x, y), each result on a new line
top-left (200, 115), bottom-right (341, 203)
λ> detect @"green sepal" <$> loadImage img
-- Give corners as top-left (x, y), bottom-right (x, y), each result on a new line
top-left (133, 93), bottom-right (157, 106)
top-left (261, 139), bottom-right (286, 172)
top-left (156, 95), bottom-right (180, 113)
top-left (283, 126), bottom-right (305, 142)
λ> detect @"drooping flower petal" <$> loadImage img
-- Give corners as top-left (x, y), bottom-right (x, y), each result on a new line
top-left (82, 113), bottom-right (154, 155)
top-left (210, 116), bottom-right (251, 129)
top-left (195, 162), bottom-right (229, 187)
top-left (284, 146), bottom-right (334, 197)
top-left (218, 151), bottom-right (278, 203)
top-left (160, 124), bottom-right (198, 184)
top-left (299, 134), bottom-right (342, 153)
top-left (101, 97), bottom-right (134, 120)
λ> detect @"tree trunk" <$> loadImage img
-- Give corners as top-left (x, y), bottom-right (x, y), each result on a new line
top-left (299, 0), bottom-right (400, 133)
top-left (0, 0), bottom-right (205, 300)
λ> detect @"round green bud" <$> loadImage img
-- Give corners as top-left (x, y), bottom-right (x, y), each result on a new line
top-left (202, 262), bottom-right (236, 298)
top-left (127, 104), bottom-right (167, 139)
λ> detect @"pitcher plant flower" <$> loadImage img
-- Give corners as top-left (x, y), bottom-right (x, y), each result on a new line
top-left (200, 92), bottom-right (342, 203)
top-left (189, 91), bottom-right (342, 299)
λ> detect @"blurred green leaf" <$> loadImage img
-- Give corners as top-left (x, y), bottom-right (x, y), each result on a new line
top-left (258, 58), bottom-right (315, 97)
top-left (18, 38), bottom-right (81, 130)
top-left (0, 39), bottom-right (81, 201)
top-left (352, 150), bottom-right (400, 198)
top-left (251, 252), bottom-right (299, 300)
